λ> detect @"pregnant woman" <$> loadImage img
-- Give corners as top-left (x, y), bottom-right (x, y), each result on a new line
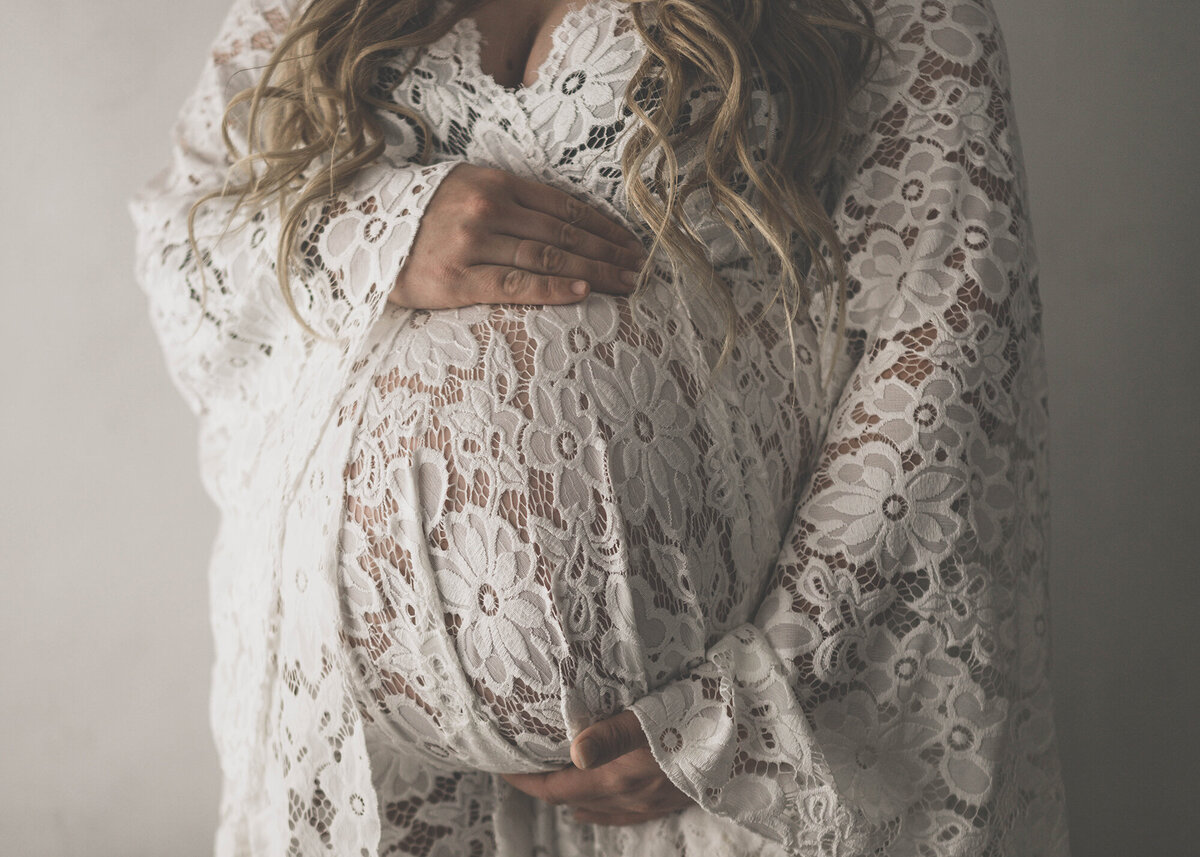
top-left (131, 0), bottom-right (1070, 854)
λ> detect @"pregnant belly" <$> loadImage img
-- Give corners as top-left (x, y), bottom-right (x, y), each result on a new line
top-left (337, 286), bottom-right (816, 772)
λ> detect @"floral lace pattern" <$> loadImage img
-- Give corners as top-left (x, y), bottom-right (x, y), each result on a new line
top-left (132, 0), bottom-right (1070, 855)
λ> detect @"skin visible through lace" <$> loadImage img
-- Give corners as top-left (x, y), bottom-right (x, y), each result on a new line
top-left (467, 0), bottom-right (591, 90)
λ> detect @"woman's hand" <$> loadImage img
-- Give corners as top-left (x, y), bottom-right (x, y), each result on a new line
top-left (392, 163), bottom-right (647, 308)
top-left (500, 710), bottom-right (696, 826)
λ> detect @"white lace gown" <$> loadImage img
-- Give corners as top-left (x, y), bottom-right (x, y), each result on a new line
top-left (130, 1), bottom-right (1070, 855)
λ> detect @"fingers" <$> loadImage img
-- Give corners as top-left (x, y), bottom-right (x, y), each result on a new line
top-left (572, 710), bottom-right (649, 770)
top-left (500, 767), bottom-right (610, 808)
top-left (508, 173), bottom-right (644, 251)
top-left (571, 807), bottom-right (684, 827)
top-left (459, 264), bottom-right (592, 305)
top-left (481, 234), bottom-right (639, 296)
top-left (500, 745), bottom-right (696, 826)
top-left (501, 763), bottom-right (691, 816)
top-left (392, 164), bottom-right (651, 310)
top-left (497, 207), bottom-right (647, 273)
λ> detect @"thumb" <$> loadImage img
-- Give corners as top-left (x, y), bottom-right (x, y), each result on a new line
top-left (571, 710), bottom-right (649, 770)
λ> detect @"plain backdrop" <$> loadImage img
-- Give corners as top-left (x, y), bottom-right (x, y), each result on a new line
top-left (1, 1), bottom-right (1196, 854)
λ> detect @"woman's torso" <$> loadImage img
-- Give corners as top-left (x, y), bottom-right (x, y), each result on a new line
top-left (337, 0), bottom-right (824, 798)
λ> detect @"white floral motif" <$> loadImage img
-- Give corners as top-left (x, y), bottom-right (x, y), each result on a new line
top-left (851, 221), bottom-right (961, 328)
top-left (939, 683), bottom-right (1007, 799)
top-left (867, 374), bottom-right (974, 451)
top-left (526, 37), bottom-right (630, 142)
top-left (393, 312), bottom-right (482, 386)
top-left (807, 440), bottom-right (965, 568)
top-left (966, 434), bottom-right (1015, 550)
top-left (961, 188), bottom-right (1023, 300)
top-left (582, 345), bottom-right (696, 530)
top-left (437, 516), bottom-right (560, 689)
top-left (861, 144), bottom-right (961, 233)
top-left (860, 624), bottom-right (966, 707)
top-left (815, 691), bottom-right (939, 822)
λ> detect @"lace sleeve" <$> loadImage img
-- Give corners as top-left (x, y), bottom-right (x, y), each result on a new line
top-left (129, 0), bottom-right (463, 419)
top-left (628, 1), bottom-right (1070, 853)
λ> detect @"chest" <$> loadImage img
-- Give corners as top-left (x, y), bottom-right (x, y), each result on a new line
top-left (378, 0), bottom-right (647, 189)
top-left (375, 0), bottom-right (763, 262)
top-left (467, 0), bottom-right (592, 89)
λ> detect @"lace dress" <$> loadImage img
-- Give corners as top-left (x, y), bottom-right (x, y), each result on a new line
top-left (130, 1), bottom-right (1071, 855)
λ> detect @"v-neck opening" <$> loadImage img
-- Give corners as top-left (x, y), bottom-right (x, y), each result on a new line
top-left (452, 0), bottom-right (613, 100)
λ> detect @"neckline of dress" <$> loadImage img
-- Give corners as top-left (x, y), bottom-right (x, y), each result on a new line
top-left (447, 0), bottom-right (621, 102)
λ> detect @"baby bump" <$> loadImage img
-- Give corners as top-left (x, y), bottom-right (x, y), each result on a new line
top-left (338, 290), bottom-right (811, 772)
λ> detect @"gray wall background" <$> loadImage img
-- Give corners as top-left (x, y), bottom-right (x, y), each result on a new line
top-left (1, 1), bottom-right (1195, 854)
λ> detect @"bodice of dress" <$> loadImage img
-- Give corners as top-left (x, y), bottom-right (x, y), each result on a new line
top-left (380, 0), bottom-right (755, 264)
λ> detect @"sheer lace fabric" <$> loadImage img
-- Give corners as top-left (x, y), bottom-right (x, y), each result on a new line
top-left (131, 0), bottom-right (1070, 855)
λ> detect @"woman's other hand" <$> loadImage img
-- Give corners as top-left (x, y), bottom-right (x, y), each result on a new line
top-left (391, 164), bottom-right (647, 308)
top-left (500, 710), bottom-right (696, 826)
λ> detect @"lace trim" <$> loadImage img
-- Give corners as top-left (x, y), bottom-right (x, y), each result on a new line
top-left (444, 0), bottom-right (629, 102)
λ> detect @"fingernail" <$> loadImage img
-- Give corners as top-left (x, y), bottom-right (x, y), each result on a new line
top-left (620, 270), bottom-right (638, 287)
top-left (571, 280), bottom-right (589, 295)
